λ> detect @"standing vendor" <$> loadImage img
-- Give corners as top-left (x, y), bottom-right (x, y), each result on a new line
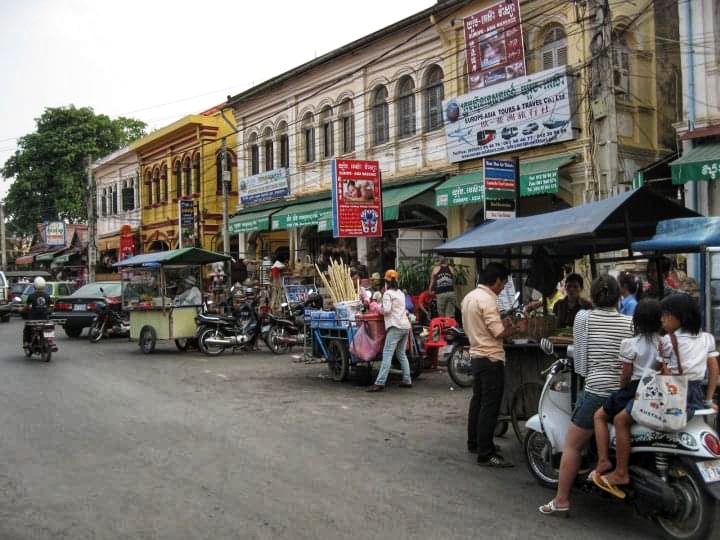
top-left (553, 273), bottom-right (591, 329)
top-left (429, 256), bottom-right (456, 318)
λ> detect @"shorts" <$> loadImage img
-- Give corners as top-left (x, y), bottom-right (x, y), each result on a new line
top-left (602, 380), bottom-right (640, 420)
top-left (571, 390), bottom-right (606, 430)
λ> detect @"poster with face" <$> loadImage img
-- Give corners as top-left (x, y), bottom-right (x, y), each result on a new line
top-left (331, 159), bottom-right (383, 238)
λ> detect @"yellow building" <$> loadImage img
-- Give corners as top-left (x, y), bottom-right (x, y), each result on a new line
top-left (130, 112), bottom-right (237, 253)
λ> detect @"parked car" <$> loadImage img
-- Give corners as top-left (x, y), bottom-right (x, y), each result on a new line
top-left (7, 282), bottom-right (32, 314)
top-left (51, 281), bottom-right (122, 338)
top-left (17, 281), bottom-right (77, 319)
top-left (0, 271), bottom-right (9, 322)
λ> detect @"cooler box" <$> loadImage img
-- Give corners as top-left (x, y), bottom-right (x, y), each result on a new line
top-left (310, 310), bottom-right (337, 329)
top-left (334, 300), bottom-right (363, 328)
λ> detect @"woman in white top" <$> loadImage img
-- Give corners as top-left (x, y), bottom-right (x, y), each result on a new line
top-left (367, 269), bottom-right (412, 392)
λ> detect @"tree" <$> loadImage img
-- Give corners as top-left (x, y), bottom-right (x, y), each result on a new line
top-left (1, 106), bottom-right (146, 234)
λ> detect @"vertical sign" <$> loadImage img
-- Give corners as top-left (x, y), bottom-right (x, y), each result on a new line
top-left (119, 224), bottom-right (135, 260)
top-left (331, 159), bottom-right (383, 238)
top-left (464, 0), bottom-right (525, 91)
top-left (483, 158), bottom-right (517, 219)
top-left (178, 199), bottom-right (196, 248)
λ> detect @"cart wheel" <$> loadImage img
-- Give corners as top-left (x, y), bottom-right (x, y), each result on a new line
top-left (510, 382), bottom-right (543, 444)
top-left (139, 325), bottom-right (157, 354)
top-left (174, 338), bottom-right (190, 351)
top-left (327, 340), bottom-right (349, 382)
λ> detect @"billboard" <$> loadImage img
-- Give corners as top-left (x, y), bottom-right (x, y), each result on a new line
top-left (331, 159), bottom-right (382, 238)
top-left (45, 221), bottom-right (66, 247)
top-left (239, 168), bottom-right (289, 206)
top-left (464, 0), bottom-right (525, 91)
top-left (444, 66), bottom-right (574, 163)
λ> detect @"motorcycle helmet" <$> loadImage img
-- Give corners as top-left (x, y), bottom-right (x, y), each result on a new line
top-left (33, 276), bottom-right (47, 290)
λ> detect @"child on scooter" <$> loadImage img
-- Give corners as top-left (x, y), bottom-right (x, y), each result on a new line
top-left (592, 294), bottom-right (719, 497)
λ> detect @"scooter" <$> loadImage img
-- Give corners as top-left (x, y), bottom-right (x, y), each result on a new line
top-left (23, 319), bottom-right (60, 362)
top-left (195, 296), bottom-right (260, 356)
top-left (88, 302), bottom-right (129, 343)
top-left (266, 291), bottom-right (323, 355)
top-left (524, 339), bottom-right (720, 540)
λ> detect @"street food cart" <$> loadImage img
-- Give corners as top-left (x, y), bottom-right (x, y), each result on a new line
top-left (432, 186), bottom-right (699, 441)
top-left (113, 248), bottom-right (231, 354)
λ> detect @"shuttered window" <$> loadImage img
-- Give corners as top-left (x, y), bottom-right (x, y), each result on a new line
top-left (541, 25), bottom-right (567, 70)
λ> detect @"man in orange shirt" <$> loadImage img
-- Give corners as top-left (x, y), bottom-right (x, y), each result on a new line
top-left (462, 262), bottom-right (525, 467)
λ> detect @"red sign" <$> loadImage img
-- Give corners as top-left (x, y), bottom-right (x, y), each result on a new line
top-left (464, 0), bottom-right (525, 91)
top-left (119, 225), bottom-right (135, 260)
top-left (331, 159), bottom-right (383, 238)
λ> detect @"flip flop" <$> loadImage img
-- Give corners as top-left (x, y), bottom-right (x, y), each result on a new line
top-left (591, 473), bottom-right (627, 499)
top-left (538, 499), bottom-right (570, 517)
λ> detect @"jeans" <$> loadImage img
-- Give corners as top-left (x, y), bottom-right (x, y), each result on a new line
top-left (467, 357), bottom-right (505, 459)
top-left (374, 327), bottom-right (411, 386)
top-left (436, 291), bottom-right (457, 318)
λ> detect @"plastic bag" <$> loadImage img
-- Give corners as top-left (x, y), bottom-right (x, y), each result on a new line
top-left (349, 321), bottom-right (386, 362)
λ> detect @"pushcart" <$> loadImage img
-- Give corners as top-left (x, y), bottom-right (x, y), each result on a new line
top-left (113, 248), bottom-right (231, 354)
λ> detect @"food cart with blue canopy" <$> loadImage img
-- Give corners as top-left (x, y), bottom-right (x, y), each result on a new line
top-left (113, 248), bottom-right (231, 353)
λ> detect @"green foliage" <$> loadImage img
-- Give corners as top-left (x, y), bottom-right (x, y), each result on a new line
top-left (398, 257), bottom-right (471, 296)
top-left (1, 106), bottom-right (146, 234)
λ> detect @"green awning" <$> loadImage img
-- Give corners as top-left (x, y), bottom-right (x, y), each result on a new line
top-left (383, 181), bottom-right (439, 220)
top-left (228, 209), bottom-right (274, 234)
top-left (520, 154), bottom-right (576, 196)
top-left (271, 199), bottom-right (332, 230)
top-left (36, 251), bottom-right (60, 262)
top-left (52, 254), bottom-right (71, 265)
top-left (435, 172), bottom-right (484, 207)
top-left (671, 143), bottom-right (720, 184)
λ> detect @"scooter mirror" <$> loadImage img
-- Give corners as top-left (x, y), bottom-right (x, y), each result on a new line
top-left (539, 337), bottom-right (554, 356)
top-left (281, 302), bottom-right (289, 308)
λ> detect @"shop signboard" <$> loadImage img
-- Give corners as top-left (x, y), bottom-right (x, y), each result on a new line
top-left (45, 221), bottom-right (66, 247)
top-left (464, 0), bottom-right (525, 91)
top-left (443, 66), bottom-right (574, 163)
top-left (484, 158), bottom-right (516, 219)
top-left (331, 159), bottom-right (383, 238)
top-left (178, 199), bottom-right (196, 248)
top-left (119, 224), bottom-right (135, 260)
top-left (239, 168), bottom-right (289, 206)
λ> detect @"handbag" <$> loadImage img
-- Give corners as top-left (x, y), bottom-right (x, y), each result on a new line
top-left (631, 333), bottom-right (689, 432)
top-left (349, 320), bottom-right (386, 362)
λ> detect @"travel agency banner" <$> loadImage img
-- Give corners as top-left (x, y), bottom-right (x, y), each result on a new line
top-left (239, 168), bottom-right (289, 206)
top-left (464, 0), bottom-right (525, 90)
top-left (443, 66), bottom-right (574, 164)
top-left (331, 159), bottom-right (382, 238)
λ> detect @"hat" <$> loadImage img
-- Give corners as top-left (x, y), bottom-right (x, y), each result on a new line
top-left (184, 275), bottom-right (197, 286)
top-left (384, 269), bottom-right (399, 281)
top-left (370, 272), bottom-right (381, 281)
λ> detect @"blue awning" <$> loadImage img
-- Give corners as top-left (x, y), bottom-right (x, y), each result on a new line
top-left (632, 217), bottom-right (720, 253)
top-left (433, 187), bottom-right (698, 257)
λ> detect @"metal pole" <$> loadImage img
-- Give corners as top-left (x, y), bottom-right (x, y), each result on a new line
top-left (221, 139), bottom-right (231, 288)
top-left (87, 157), bottom-right (96, 283)
top-left (0, 202), bottom-right (7, 270)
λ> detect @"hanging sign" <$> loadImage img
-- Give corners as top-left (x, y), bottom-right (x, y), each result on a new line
top-left (331, 159), bottom-right (383, 238)
top-left (119, 225), bottom-right (135, 260)
top-left (178, 199), bottom-right (196, 248)
top-left (484, 158), bottom-right (516, 219)
top-left (464, 0), bottom-right (526, 91)
top-left (444, 66), bottom-right (574, 163)
top-left (45, 221), bottom-right (66, 247)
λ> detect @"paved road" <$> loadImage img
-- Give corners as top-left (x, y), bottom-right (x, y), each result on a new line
top-left (0, 318), bottom-right (660, 539)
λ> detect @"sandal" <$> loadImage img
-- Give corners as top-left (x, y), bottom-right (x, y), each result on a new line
top-left (538, 500), bottom-right (570, 517)
top-left (366, 384), bottom-right (385, 392)
top-left (591, 473), bottom-right (627, 499)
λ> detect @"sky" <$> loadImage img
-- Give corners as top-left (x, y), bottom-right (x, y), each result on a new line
top-left (0, 0), bottom-right (435, 199)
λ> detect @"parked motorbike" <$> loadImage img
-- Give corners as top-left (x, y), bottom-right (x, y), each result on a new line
top-left (196, 294), bottom-right (260, 356)
top-left (524, 339), bottom-right (720, 540)
top-left (88, 302), bottom-right (129, 343)
top-left (23, 320), bottom-right (59, 362)
top-left (266, 290), bottom-right (323, 355)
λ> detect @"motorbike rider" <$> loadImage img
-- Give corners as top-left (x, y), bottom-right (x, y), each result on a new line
top-left (23, 277), bottom-right (53, 347)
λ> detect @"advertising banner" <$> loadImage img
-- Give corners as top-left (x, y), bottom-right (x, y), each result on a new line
top-left (444, 67), bottom-right (574, 163)
top-left (239, 168), bottom-right (289, 206)
top-left (45, 221), bottom-right (66, 247)
top-left (484, 158), bottom-right (516, 219)
top-left (119, 225), bottom-right (135, 260)
top-left (178, 199), bottom-right (196, 248)
top-left (331, 159), bottom-right (382, 238)
top-left (464, 0), bottom-right (525, 91)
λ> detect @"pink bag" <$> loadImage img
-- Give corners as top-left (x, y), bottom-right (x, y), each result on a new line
top-left (349, 320), bottom-right (386, 361)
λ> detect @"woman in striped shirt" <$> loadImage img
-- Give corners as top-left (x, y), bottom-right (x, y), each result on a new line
top-left (539, 275), bottom-right (634, 516)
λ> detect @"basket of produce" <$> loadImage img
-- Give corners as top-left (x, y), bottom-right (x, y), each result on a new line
top-left (518, 313), bottom-right (557, 341)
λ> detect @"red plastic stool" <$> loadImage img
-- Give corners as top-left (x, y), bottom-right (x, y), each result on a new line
top-left (425, 317), bottom-right (457, 368)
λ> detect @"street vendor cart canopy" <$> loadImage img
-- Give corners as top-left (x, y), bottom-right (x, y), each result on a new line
top-left (632, 217), bottom-right (720, 253)
top-left (113, 247), bottom-right (231, 268)
top-left (433, 187), bottom-right (698, 258)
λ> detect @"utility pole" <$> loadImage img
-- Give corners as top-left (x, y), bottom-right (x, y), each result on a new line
top-left (86, 157), bottom-right (96, 283)
top-left (0, 202), bottom-right (7, 271)
top-left (221, 138), bottom-right (231, 286)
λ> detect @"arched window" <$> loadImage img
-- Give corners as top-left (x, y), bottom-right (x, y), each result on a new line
top-left (101, 188), bottom-right (107, 217)
top-left (152, 167), bottom-right (160, 204)
top-left (193, 153), bottom-right (201, 193)
top-left (541, 25), bottom-right (567, 70)
top-left (339, 99), bottom-right (354, 154)
top-left (161, 164), bottom-right (168, 203)
top-left (112, 185), bottom-right (118, 214)
top-left (423, 66), bottom-right (444, 132)
top-left (183, 157), bottom-right (192, 196)
top-left (612, 30), bottom-right (631, 98)
top-left (278, 122), bottom-right (289, 169)
top-left (216, 151), bottom-right (233, 193)
top-left (173, 160), bottom-right (182, 198)
top-left (397, 76), bottom-right (416, 138)
top-left (302, 112), bottom-right (315, 163)
top-left (248, 133), bottom-right (259, 175)
top-left (144, 170), bottom-right (152, 206)
top-left (263, 128), bottom-right (274, 171)
top-left (372, 86), bottom-right (389, 145)
top-left (320, 106), bottom-right (334, 159)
